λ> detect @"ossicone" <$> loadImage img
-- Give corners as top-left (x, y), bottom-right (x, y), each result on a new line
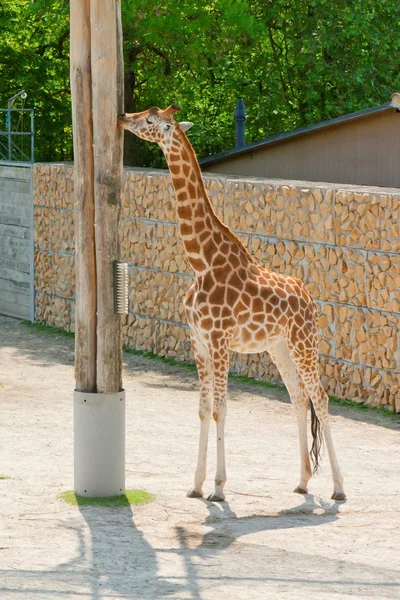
top-left (164, 104), bottom-right (182, 117)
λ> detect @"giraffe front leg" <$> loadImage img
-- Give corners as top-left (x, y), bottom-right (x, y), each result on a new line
top-left (187, 338), bottom-right (213, 499)
top-left (207, 346), bottom-right (229, 502)
top-left (207, 411), bottom-right (226, 502)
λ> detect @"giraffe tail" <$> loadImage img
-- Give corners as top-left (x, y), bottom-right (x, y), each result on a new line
top-left (310, 401), bottom-right (323, 474)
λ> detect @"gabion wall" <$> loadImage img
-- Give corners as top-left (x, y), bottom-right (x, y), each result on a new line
top-left (33, 164), bottom-right (400, 411)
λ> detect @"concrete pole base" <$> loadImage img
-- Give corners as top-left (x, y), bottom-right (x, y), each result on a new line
top-left (74, 390), bottom-right (125, 497)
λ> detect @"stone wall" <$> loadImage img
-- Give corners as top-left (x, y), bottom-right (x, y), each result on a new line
top-left (33, 163), bottom-right (400, 411)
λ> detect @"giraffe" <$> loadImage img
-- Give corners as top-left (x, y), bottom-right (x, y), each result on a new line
top-left (119, 105), bottom-right (346, 502)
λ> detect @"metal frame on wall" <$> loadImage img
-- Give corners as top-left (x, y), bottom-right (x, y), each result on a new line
top-left (0, 108), bottom-right (34, 164)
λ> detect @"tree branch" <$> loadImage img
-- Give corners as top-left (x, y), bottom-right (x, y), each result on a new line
top-left (36, 30), bottom-right (69, 59)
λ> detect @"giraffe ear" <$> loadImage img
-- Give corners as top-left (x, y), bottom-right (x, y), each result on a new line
top-left (179, 121), bottom-right (194, 132)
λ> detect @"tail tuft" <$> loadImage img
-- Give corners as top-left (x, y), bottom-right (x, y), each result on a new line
top-left (310, 401), bottom-right (323, 473)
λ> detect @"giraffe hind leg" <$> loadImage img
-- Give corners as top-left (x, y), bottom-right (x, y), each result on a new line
top-left (288, 347), bottom-right (346, 501)
top-left (307, 386), bottom-right (345, 500)
top-left (268, 342), bottom-right (312, 494)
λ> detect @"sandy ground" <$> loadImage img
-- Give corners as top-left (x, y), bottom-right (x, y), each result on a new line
top-left (0, 314), bottom-right (399, 600)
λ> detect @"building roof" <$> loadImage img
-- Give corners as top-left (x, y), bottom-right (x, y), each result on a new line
top-left (199, 102), bottom-right (393, 167)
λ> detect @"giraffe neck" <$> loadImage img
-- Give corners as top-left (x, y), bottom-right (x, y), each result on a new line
top-left (162, 129), bottom-right (255, 274)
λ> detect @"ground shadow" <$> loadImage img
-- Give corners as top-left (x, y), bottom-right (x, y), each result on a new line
top-left (188, 494), bottom-right (341, 552)
top-left (169, 496), bottom-right (400, 599)
top-left (61, 494), bottom-right (355, 600)
top-left (76, 501), bottom-right (183, 599)
top-left (69, 495), bottom-right (345, 599)
top-left (0, 488), bottom-right (399, 598)
top-left (2, 316), bottom-right (398, 431)
top-left (328, 399), bottom-right (400, 430)
top-left (0, 316), bottom-right (75, 367)
top-left (141, 381), bottom-right (198, 393)
top-left (0, 500), bottom-right (181, 599)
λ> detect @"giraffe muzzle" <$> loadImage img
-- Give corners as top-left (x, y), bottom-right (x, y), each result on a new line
top-left (118, 114), bottom-right (132, 130)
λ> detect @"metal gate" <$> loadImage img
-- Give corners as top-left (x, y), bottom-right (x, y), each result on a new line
top-left (0, 162), bottom-right (33, 320)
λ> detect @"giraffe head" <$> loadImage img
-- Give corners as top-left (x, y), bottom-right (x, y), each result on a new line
top-left (119, 105), bottom-right (193, 146)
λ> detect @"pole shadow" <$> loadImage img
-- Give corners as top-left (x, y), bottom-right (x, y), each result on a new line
top-left (76, 498), bottom-right (183, 599)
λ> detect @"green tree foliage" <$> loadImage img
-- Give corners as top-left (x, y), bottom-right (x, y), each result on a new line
top-left (0, 0), bottom-right (71, 161)
top-left (1, 0), bottom-right (399, 166)
top-left (249, 0), bottom-right (400, 125)
top-left (122, 0), bottom-right (262, 165)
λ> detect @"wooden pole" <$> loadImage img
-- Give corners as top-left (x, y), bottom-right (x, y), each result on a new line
top-left (70, 0), bottom-right (97, 393)
top-left (91, 0), bottom-right (124, 394)
top-left (71, 0), bottom-right (125, 497)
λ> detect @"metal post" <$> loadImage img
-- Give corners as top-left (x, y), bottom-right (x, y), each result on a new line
top-left (234, 99), bottom-right (246, 149)
top-left (7, 109), bottom-right (11, 160)
top-left (74, 390), bottom-right (125, 496)
top-left (30, 110), bottom-right (34, 163)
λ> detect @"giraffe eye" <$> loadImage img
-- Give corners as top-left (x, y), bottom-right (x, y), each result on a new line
top-left (146, 118), bottom-right (153, 125)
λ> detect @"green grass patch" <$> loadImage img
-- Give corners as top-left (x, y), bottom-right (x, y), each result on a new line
top-left (329, 395), bottom-right (400, 423)
top-left (125, 348), bottom-right (398, 420)
top-left (123, 346), bottom-right (197, 372)
top-left (20, 320), bottom-right (74, 338)
top-left (124, 347), bottom-right (277, 387)
top-left (0, 475), bottom-right (11, 480)
top-left (228, 372), bottom-right (278, 389)
top-left (59, 489), bottom-right (155, 507)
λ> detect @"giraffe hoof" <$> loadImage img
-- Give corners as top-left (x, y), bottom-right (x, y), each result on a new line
top-left (187, 488), bottom-right (203, 499)
top-left (293, 486), bottom-right (308, 495)
top-left (331, 491), bottom-right (346, 501)
top-left (207, 492), bottom-right (226, 502)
